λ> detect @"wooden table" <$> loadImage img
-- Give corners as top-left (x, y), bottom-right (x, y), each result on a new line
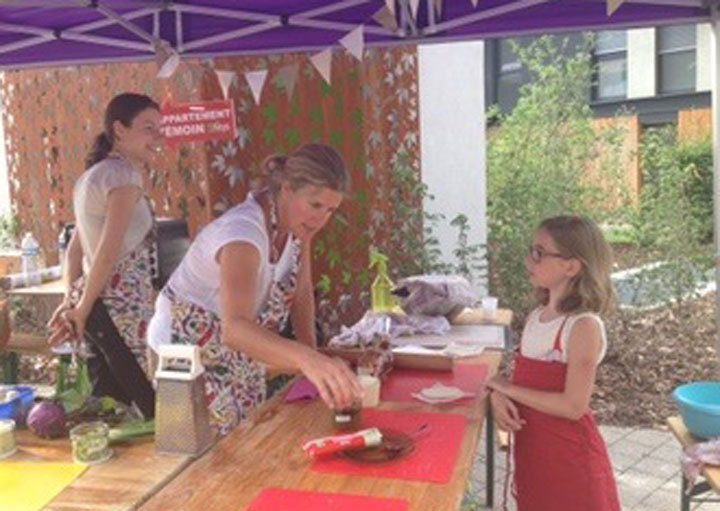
top-left (10, 431), bottom-right (191, 511)
top-left (666, 416), bottom-right (720, 511)
top-left (139, 351), bottom-right (502, 511)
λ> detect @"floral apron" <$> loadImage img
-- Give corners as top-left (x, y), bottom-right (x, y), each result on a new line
top-left (164, 238), bottom-right (302, 436)
top-left (68, 198), bottom-right (157, 375)
top-left (508, 317), bottom-right (621, 511)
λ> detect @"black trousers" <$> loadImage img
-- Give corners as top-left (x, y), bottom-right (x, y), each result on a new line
top-left (84, 300), bottom-right (155, 418)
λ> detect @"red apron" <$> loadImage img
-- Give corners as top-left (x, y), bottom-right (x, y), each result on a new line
top-left (509, 316), bottom-right (621, 511)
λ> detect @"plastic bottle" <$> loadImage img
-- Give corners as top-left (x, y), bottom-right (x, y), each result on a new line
top-left (20, 232), bottom-right (41, 285)
top-left (369, 249), bottom-right (394, 313)
top-left (57, 226), bottom-right (68, 275)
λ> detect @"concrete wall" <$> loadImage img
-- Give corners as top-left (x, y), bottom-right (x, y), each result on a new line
top-left (418, 41), bottom-right (487, 294)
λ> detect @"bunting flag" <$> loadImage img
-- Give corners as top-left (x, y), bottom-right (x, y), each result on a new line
top-left (310, 49), bottom-right (332, 85)
top-left (470, 0), bottom-right (479, 6)
top-left (244, 69), bottom-right (268, 104)
top-left (373, 6), bottom-right (398, 31)
top-left (385, 0), bottom-right (395, 15)
top-left (215, 70), bottom-right (236, 100)
top-left (606, 0), bottom-right (626, 15)
top-left (433, 0), bottom-right (444, 15)
top-left (154, 39), bottom-right (180, 79)
top-left (409, 0), bottom-right (420, 19)
top-left (340, 26), bottom-right (364, 61)
top-left (277, 64), bottom-right (299, 100)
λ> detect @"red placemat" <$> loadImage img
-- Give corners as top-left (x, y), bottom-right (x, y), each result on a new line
top-left (312, 408), bottom-right (467, 483)
top-left (381, 363), bottom-right (488, 403)
top-left (248, 488), bottom-right (409, 510)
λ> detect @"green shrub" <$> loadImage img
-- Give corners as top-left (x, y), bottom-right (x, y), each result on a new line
top-left (487, 35), bottom-right (627, 316)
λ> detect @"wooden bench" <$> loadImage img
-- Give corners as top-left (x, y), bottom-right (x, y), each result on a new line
top-left (666, 416), bottom-right (720, 511)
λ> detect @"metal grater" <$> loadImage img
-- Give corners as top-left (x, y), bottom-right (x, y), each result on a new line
top-left (154, 344), bottom-right (214, 456)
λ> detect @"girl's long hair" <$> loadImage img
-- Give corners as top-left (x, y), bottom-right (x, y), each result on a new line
top-left (535, 215), bottom-right (615, 316)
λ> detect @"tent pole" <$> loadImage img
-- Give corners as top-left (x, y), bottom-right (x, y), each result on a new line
top-left (712, 4), bottom-right (720, 375)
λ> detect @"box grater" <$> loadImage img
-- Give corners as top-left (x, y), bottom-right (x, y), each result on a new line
top-left (154, 344), bottom-right (214, 456)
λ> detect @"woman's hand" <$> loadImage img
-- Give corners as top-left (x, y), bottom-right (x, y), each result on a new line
top-left (47, 298), bottom-right (71, 333)
top-left (298, 350), bottom-right (362, 410)
top-left (47, 302), bottom-right (91, 345)
top-left (490, 391), bottom-right (525, 432)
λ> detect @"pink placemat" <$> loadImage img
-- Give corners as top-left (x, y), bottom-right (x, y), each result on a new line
top-left (285, 377), bottom-right (319, 402)
top-left (248, 488), bottom-right (409, 510)
top-left (311, 408), bottom-right (467, 483)
top-left (381, 363), bottom-right (488, 404)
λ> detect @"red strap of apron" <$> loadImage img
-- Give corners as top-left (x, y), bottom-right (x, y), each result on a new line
top-left (551, 315), bottom-right (570, 353)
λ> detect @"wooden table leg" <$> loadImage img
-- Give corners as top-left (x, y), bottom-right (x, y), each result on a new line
top-left (486, 405), bottom-right (495, 508)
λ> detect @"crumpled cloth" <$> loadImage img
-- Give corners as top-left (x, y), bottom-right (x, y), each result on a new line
top-left (681, 436), bottom-right (720, 493)
top-left (393, 274), bottom-right (476, 317)
top-left (328, 311), bottom-right (450, 348)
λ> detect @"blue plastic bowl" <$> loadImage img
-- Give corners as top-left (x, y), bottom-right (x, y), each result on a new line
top-left (673, 382), bottom-right (720, 439)
top-left (0, 386), bottom-right (35, 425)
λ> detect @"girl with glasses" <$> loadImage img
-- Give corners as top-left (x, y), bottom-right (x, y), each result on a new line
top-left (487, 215), bottom-right (620, 511)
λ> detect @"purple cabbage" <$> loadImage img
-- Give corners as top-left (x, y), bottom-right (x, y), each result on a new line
top-left (27, 400), bottom-right (67, 439)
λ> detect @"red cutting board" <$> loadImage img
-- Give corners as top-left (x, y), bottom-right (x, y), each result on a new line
top-left (381, 363), bottom-right (488, 403)
top-left (248, 488), bottom-right (409, 510)
top-left (312, 408), bottom-right (467, 483)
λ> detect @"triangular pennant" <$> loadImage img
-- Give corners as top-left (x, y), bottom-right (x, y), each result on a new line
top-left (606, 0), bottom-right (626, 16)
top-left (471, 0), bottom-right (479, 6)
top-left (244, 69), bottom-right (268, 104)
top-left (340, 26), bottom-right (364, 61)
top-left (433, 0), bottom-right (444, 15)
top-left (385, 0), bottom-right (395, 15)
top-left (409, 0), bottom-right (420, 18)
top-left (215, 70), bottom-right (236, 100)
top-left (277, 64), bottom-right (299, 101)
top-left (310, 49), bottom-right (332, 85)
top-left (154, 40), bottom-right (180, 79)
top-left (373, 6), bottom-right (398, 31)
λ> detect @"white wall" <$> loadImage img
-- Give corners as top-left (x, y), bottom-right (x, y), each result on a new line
top-left (697, 22), bottom-right (712, 92)
top-left (418, 41), bottom-right (487, 295)
top-left (627, 28), bottom-right (656, 99)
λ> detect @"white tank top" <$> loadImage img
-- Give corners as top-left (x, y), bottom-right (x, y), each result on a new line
top-left (520, 308), bottom-right (607, 364)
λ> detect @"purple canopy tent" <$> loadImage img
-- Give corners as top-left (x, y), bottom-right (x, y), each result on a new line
top-left (0, 0), bottom-right (719, 366)
top-left (0, 0), bottom-right (711, 69)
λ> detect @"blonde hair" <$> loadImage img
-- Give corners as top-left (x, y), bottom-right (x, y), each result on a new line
top-left (534, 215), bottom-right (615, 316)
top-left (262, 143), bottom-right (350, 194)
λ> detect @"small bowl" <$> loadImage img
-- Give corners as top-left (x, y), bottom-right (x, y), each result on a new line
top-left (673, 382), bottom-right (720, 439)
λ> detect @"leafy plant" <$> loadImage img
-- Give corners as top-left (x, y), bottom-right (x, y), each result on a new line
top-left (486, 35), bottom-right (628, 316)
top-left (0, 214), bottom-right (19, 250)
top-left (626, 125), bottom-right (713, 306)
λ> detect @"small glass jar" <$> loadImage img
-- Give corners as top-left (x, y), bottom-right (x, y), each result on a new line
top-left (333, 399), bottom-right (362, 431)
top-left (70, 421), bottom-right (112, 465)
top-left (0, 419), bottom-right (17, 459)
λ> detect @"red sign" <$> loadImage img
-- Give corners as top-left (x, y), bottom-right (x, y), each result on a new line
top-left (161, 99), bottom-right (237, 145)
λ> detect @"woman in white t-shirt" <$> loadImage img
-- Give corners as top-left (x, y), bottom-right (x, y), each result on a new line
top-left (148, 143), bottom-right (361, 435)
top-left (48, 93), bottom-right (163, 418)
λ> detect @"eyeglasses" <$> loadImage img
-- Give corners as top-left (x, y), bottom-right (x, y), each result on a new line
top-left (527, 245), bottom-right (570, 263)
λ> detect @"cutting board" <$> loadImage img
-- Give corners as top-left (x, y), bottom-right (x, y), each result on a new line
top-left (312, 408), bottom-right (467, 483)
top-left (248, 488), bottom-right (409, 510)
top-left (381, 363), bottom-right (488, 404)
top-left (0, 462), bottom-right (87, 511)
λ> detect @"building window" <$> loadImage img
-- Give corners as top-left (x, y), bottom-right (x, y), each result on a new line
top-left (594, 30), bottom-right (627, 100)
top-left (496, 39), bottom-right (525, 112)
top-left (657, 24), bottom-right (696, 94)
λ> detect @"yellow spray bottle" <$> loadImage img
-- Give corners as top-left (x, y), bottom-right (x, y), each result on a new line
top-left (369, 248), bottom-right (394, 313)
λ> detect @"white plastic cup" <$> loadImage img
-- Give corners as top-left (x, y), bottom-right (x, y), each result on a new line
top-left (481, 296), bottom-right (498, 321)
top-left (358, 374), bottom-right (380, 408)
